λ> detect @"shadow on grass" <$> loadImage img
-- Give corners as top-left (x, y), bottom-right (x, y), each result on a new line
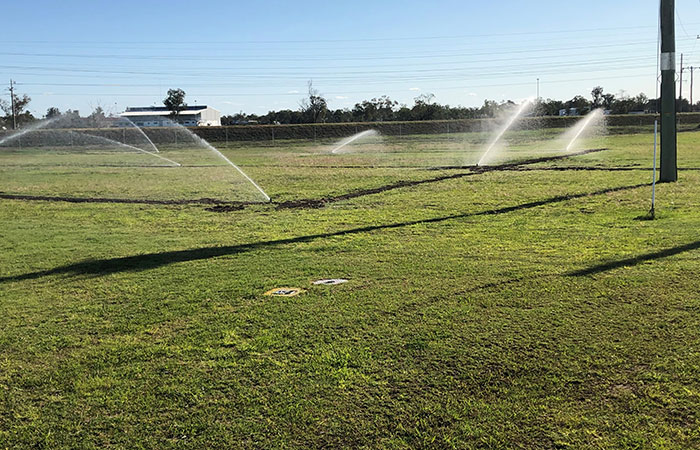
top-left (1, 181), bottom-right (647, 284)
top-left (568, 239), bottom-right (700, 277)
top-left (276, 148), bottom-right (609, 209)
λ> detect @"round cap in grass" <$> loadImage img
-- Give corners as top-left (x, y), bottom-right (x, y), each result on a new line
top-left (312, 279), bottom-right (349, 286)
top-left (264, 288), bottom-right (304, 297)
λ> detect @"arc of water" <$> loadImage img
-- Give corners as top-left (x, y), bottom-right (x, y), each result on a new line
top-left (167, 122), bottom-right (270, 202)
top-left (0, 117), bottom-right (59, 147)
top-left (65, 130), bottom-right (181, 166)
top-left (477, 99), bottom-right (533, 166)
top-left (565, 109), bottom-right (603, 152)
top-left (122, 118), bottom-right (161, 153)
top-left (331, 130), bottom-right (378, 154)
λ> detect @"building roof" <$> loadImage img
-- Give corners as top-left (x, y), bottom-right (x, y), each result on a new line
top-left (120, 105), bottom-right (219, 117)
top-left (121, 110), bottom-right (205, 117)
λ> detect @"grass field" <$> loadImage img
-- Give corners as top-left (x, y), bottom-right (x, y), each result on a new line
top-left (1, 126), bottom-right (700, 448)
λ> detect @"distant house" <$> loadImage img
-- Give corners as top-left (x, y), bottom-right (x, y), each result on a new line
top-left (559, 108), bottom-right (580, 117)
top-left (120, 105), bottom-right (221, 127)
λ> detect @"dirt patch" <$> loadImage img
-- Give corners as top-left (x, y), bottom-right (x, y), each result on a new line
top-left (204, 204), bottom-right (246, 212)
top-left (0, 192), bottom-right (252, 208)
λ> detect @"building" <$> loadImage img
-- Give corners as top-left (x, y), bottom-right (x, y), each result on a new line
top-left (559, 108), bottom-right (580, 117)
top-left (120, 105), bottom-right (221, 127)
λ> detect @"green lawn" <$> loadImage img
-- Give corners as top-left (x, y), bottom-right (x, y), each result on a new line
top-left (1, 127), bottom-right (700, 448)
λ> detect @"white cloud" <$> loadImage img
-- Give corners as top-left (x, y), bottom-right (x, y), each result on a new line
top-left (335, 96), bottom-right (348, 99)
top-left (468, 92), bottom-right (477, 96)
top-left (287, 90), bottom-right (300, 94)
top-left (409, 87), bottom-right (421, 91)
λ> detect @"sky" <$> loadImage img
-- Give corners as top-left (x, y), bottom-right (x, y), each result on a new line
top-left (3, 0), bottom-right (700, 117)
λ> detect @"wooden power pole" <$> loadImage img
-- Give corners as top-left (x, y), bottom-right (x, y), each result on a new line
top-left (9, 79), bottom-right (17, 130)
top-left (660, 0), bottom-right (678, 182)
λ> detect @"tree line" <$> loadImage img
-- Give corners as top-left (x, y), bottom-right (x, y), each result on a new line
top-left (2, 84), bottom-right (699, 130)
top-left (221, 84), bottom-right (696, 125)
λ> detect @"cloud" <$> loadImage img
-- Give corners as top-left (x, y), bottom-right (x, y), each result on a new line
top-left (409, 87), bottom-right (421, 91)
top-left (287, 90), bottom-right (300, 94)
top-left (468, 92), bottom-right (477, 96)
top-left (221, 101), bottom-right (243, 105)
top-left (335, 96), bottom-right (348, 99)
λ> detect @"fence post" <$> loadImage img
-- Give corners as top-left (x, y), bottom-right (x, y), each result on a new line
top-left (225, 126), bottom-right (229, 144)
top-left (271, 127), bottom-right (275, 145)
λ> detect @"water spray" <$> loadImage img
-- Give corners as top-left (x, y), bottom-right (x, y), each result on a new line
top-left (477, 98), bottom-right (533, 166)
top-left (565, 109), bottom-right (604, 152)
top-left (0, 117), bottom-right (59, 147)
top-left (122, 118), bottom-right (161, 153)
top-left (167, 121), bottom-right (270, 202)
top-left (65, 131), bottom-right (181, 166)
top-left (331, 129), bottom-right (378, 154)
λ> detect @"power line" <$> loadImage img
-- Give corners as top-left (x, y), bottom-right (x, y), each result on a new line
top-left (8, 55), bottom-right (657, 83)
top-left (0, 38), bottom-right (681, 63)
top-left (19, 72), bottom-right (659, 98)
top-left (6, 24), bottom-right (687, 46)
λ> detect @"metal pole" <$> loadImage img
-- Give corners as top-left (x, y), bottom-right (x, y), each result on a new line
top-left (651, 120), bottom-right (658, 217)
top-left (679, 53), bottom-right (684, 103)
top-left (9, 79), bottom-right (17, 130)
top-left (691, 67), bottom-right (695, 111)
top-left (660, 0), bottom-right (678, 182)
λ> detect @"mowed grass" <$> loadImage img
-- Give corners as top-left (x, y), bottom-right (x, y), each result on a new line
top-left (1, 127), bottom-right (700, 448)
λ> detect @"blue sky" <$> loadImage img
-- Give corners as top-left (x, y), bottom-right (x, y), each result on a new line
top-left (3, 0), bottom-right (700, 117)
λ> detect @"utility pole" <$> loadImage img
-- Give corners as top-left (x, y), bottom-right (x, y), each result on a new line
top-left (9, 79), bottom-right (17, 130)
top-left (660, 0), bottom-right (677, 182)
top-left (690, 66), bottom-right (696, 111)
top-left (679, 53), bottom-right (684, 103)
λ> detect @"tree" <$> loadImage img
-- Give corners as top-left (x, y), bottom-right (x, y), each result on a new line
top-left (352, 96), bottom-right (398, 122)
top-left (534, 98), bottom-right (565, 116)
top-left (299, 81), bottom-right (328, 123)
top-left (411, 93), bottom-right (446, 120)
top-left (0, 91), bottom-right (32, 128)
top-left (632, 93), bottom-right (649, 111)
top-left (479, 99), bottom-right (500, 118)
top-left (88, 106), bottom-right (107, 127)
top-left (163, 88), bottom-right (187, 118)
top-left (565, 95), bottom-right (590, 114)
top-left (591, 86), bottom-right (605, 109)
top-left (46, 107), bottom-right (61, 119)
top-left (602, 93), bottom-right (616, 110)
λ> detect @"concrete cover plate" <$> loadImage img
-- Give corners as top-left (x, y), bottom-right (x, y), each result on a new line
top-left (264, 288), bottom-right (304, 297)
top-left (312, 279), bottom-right (349, 286)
